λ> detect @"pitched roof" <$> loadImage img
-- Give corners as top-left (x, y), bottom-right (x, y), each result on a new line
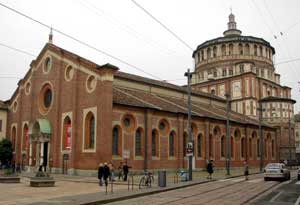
top-left (0, 100), bottom-right (8, 110)
top-left (113, 87), bottom-right (272, 127)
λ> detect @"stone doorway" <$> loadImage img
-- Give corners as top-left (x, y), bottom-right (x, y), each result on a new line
top-left (28, 119), bottom-right (51, 172)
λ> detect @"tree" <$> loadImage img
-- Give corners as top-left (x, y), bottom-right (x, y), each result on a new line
top-left (0, 139), bottom-right (13, 168)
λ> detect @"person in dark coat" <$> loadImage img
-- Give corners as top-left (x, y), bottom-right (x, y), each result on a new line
top-left (244, 160), bottom-right (249, 180)
top-left (123, 162), bottom-right (131, 181)
top-left (103, 162), bottom-right (110, 186)
top-left (206, 160), bottom-right (213, 179)
top-left (98, 163), bottom-right (104, 186)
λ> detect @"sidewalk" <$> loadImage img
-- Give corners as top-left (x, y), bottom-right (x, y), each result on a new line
top-left (21, 169), bottom-right (258, 205)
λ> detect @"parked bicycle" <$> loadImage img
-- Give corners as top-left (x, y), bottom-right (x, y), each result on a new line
top-left (139, 171), bottom-right (154, 188)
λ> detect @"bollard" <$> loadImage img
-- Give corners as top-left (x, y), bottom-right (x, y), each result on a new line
top-left (128, 177), bottom-right (130, 191)
top-left (111, 180), bottom-right (113, 193)
top-left (132, 175), bottom-right (134, 191)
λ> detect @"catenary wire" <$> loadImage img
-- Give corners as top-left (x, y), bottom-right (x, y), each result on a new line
top-left (0, 2), bottom-right (163, 81)
top-left (130, 0), bottom-right (194, 51)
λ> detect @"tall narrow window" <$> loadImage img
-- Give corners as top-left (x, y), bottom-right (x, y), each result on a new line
top-left (85, 112), bottom-right (95, 149)
top-left (209, 134), bottom-right (213, 158)
top-left (169, 132), bottom-right (175, 157)
top-left (221, 44), bottom-right (226, 56)
top-left (63, 116), bottom-right (72, 150)
top-left (259, 46), bottom-right (263, 56)
top-left (112, 127), bottom-right (119, 155)
top-left (245, 44), bottom-right (250, 55)
top-left (229, 44), bottom-right (233, 55)
top-left (257, 139), bottom-right (260, 157)
top-left (135, 129), bottom-right (142, 156)
top-left (230, 136), bottom-right (234, 158)
top-left (213, 46), bottom-right (217, 57)
top-left (183, 133), bottom-right (188, 157)
top-left (197, 134), bottom-right (202, 157)
top-left (254, 45), bottom-right (258, 56)
top-left (22, 124), bottom-right (29, 151)
top-left (271, 140), bottom-right (274, 158)
top-left (238, 43), bottom-right (243, 55)
top-left (221, 136), bottom-right (225, 157)
top-left (11, 126), bottom-right (16, 151)
top-left (152, 130), bottom-right (158, 157)
top-left (241, 138), bottom-right (245, 158)
top-left (207, 48), bottom-right (211, 59)
top-left (249, 138), bottom-right (252, 158)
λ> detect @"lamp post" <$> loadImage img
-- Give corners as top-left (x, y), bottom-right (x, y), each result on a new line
top-left (185, 69), bottom-right (193, 181)
top-left (225, 93), bottom-right (231, 176)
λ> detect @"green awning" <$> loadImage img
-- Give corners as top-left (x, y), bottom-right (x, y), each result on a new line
top-left (29, 119), bottom-right (51, 135)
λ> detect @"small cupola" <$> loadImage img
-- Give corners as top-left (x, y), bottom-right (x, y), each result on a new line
top-left (223, 12), bottom-right (242, 37)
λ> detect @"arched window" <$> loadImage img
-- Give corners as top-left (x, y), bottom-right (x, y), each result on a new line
top-left (11, 126), bottom-right (16, 151)
top-left (22, 124), bottom-right (29, 151)
top-left (201, 50), bottom-right (204, 60)
top-left (254, 45), bottom-right (258, 56)
top-left (257, 139), bottom-right (260, 157)
top-left (271, 140), bottom-right (274, 158)
top-left (230, 136), bottom-right (234, 158)
top-left (209, 134), bottom-right (213, 158)
top-left (197, 134), bottom-right (202, 157)
top-left (221, 44), bottom-right (226, 56)
top-left (183, 132), bottom-right (188, 157)
top-left (238, 43), bottom-right (243, 55)
top-left (259, 46), bottom-right (263, 56)
top-left (249, 138), bottom-right (252, 158)
top-left (213, 46), bottom-right (217, 57)
top-left (265, 48), bottom-right (268, 59)
top-left (211, 89), bottom-right (216, 95)
top-left (63, 116), bottom-right (72, 150)
top-left (152, 130), bottom-right (159, 157)
top-left (207, 48), bottom-right (211, 59)
top-left (169, 132), bottom-right (175, 157)
top-left (112, 126), bottom-right (119, 155)
top-left (135, 129), bottom-right (142, 156)
top-left (229, 44), bottom-right (233, 55)
top-left (85, 112), bottom-right (95, 149)
top-left (221, 136), bottom-right (225, 157)
top-left (245, 44), bottom-right (250, 55)
top-left (239, 64), bottom-right (244, 73)
top-left (241, 138), bottom-right (245, 158)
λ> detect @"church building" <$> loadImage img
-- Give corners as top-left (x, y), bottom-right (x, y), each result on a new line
top-left (4, 14), bottom-right (285, 175)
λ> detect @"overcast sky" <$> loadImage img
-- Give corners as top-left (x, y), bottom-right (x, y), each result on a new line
top-left (0, 0), bottom-right (299, 112)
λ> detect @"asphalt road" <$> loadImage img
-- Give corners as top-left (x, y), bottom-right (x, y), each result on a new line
top-left (250, 178), bottom-right (300, 205)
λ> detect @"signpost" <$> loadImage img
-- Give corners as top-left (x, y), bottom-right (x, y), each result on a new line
top-left (186, 142), bottom-right (193, 157)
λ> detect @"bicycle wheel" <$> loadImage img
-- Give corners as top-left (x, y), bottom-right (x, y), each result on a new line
top-left (139, 176), bottom-right (145, 189)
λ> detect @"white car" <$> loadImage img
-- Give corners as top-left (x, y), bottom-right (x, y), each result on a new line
top-left (264, 163), bottom-right (290, 181)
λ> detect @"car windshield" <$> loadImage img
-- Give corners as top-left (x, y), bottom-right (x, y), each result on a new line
top-left (266, 163), bottom-right (281, 169)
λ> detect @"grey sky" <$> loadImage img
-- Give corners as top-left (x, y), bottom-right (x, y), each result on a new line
top-left (0, 0), bottom-right (299, 112)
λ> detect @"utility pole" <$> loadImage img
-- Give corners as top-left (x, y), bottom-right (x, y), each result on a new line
top-left (185, 69), bottom-right (193, 181)
top-left (258, 101), bottom-right (263, 172)
top-left (225, 93), bottom-right (231, 175)
top-left (288, 106), bottom-right (292, 162)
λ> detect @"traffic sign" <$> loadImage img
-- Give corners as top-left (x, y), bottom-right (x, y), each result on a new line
top-left (186, 142), bottom-right (193, 157)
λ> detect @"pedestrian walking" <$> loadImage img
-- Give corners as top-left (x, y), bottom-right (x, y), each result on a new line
top-left (244, 160), bottom-right (249, 180)
top-left (206, 160), bottom-right (214, 179)
top-left (123, 162), bottom-right (131, 181)
top-left (109, 162), bottom-right (115, 181)
top-left (98, 163), bottom-right (104, 186)
top-left (118, 162), bottom-right (123, 181)
top-left (103, 162), bottom-right (110, 186)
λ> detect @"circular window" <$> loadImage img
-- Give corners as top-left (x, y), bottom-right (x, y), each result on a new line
top-left (122, 114), bottom-right (136, 132)
top-left (65, 65), bottom-right (74, 81)
top-left (158, 119), bottom-right (169, 135)
top-left (86, 75), bottom-right (97, 93)
top-left (38, 83), bottom-right (53, 114)
top-left (13, 101), bottom-right (18, 112)
top-left (44, 57), bottom-right (52, 73)
top-left (25, 82), bottom-right (31, 95)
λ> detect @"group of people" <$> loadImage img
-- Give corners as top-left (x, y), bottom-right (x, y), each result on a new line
top-left (98, 161), bottom-right (131, 186)
top-left (206, 160), bottom-right (249, 180)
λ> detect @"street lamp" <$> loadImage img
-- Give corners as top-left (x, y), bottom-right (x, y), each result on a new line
top-left (185, 69), bottom-right (193, 181)
top-left (225, 92), bottom-right (231, 176)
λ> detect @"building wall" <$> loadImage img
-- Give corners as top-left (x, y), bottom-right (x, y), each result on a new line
top-left (0, 109), bottom-right (7, 140)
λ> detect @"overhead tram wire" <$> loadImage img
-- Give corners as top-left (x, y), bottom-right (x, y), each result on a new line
top-left (0, 2), bottom-right (163, 81)
top-left (251, 0), bottom-right (300, 81)
top-left (130, 0), bottom-right (194, 51)
top-left (76, 0), bottom-right (179, 57)
top-left (0, 42), bottom-right (36, 57)
top-left (262, 0), bottom-right (300, 79)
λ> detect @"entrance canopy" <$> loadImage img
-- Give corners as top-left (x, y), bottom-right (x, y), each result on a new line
top-left (29, 119), bottom-right (51, 135)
